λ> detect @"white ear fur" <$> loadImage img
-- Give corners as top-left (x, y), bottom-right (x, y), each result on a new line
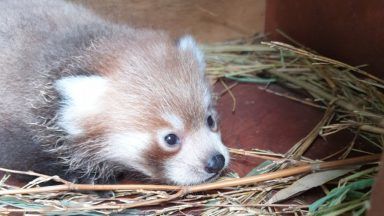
top-left (178, 35), bottom-right (205, 72)
top-left (54, 76), bottom-right (108, 135)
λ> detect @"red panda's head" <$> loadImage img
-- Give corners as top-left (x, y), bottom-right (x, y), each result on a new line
top-left (55, 33), bottom-right (229, 185)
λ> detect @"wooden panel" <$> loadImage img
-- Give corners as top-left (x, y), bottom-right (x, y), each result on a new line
top-left (266, 0), bottom-right (384, 76)
top-left (71, 0), bottom-right (265, 42)
top-left (369, 154), bottom-right (384, 216)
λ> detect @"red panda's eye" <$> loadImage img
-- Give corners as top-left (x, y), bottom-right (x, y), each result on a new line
top-left (207, 115), bottom-right (215, 129)
top-left (164, 133), bottom-right (180, 146)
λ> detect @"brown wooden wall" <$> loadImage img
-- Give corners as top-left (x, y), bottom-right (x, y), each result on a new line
top-left (266, 0), bottom-right (384, 76)
top-left (73, 0), bottom-right (384, 75)
top-left (71, 0), bottom-right (266, 42)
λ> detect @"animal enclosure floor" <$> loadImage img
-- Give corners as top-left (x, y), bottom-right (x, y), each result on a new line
top-left (217, 83), bottom-right (353, 176)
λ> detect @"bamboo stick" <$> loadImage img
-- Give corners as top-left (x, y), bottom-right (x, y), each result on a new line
top-left (0, 154), bottom-right (380, 196)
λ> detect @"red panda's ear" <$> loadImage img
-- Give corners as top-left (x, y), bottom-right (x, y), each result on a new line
top-left (55, 76), bottom-right (108, 105)
top-left (177, 35), bottom-right (206, 74)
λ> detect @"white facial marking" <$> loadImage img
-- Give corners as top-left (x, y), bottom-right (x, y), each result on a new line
top-left (203, 92), bottom-right (212, 109)
top-left (105, 132), bottom-right (152, 176)
top-left (164, 127), bottom-right (230, 185)
top-left (55, 76), bottom-right (108, 136)
top-left (162, 113), bottom-right (184, 131)
top-left (178, 35), bottom-right (205, 72)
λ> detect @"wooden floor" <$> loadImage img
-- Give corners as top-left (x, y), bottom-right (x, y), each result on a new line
top-left (216, 82), bottom-right (356, 176)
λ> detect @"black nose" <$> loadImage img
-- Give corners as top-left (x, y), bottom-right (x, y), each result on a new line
top-left (205, 154), bottom-right (225, 173)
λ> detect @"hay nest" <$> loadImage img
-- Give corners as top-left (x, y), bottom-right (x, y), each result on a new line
top-left (0, 36), bottom-right (382, 215)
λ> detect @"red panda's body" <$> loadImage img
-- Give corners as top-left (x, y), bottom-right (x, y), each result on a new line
top-left (0, 0), bottom-right (229, 185)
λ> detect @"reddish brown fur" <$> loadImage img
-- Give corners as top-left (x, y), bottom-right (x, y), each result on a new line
top-left (88, 35), bottom-right (208, 132)
top-left (0, 0), bottom-right (227, 185)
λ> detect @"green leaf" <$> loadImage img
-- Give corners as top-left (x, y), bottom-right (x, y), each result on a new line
top-left (268, 169), bottom-right (353, 204)
top-left (225, 75), bottom-right (276, 83)
top-left (0, 196), bottom-right (44, 209)
top-left (309, 178), bottom-right (374, 213)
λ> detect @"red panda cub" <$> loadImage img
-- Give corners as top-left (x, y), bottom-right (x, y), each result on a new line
top-left (0, 0), bottom-right (229, 185)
